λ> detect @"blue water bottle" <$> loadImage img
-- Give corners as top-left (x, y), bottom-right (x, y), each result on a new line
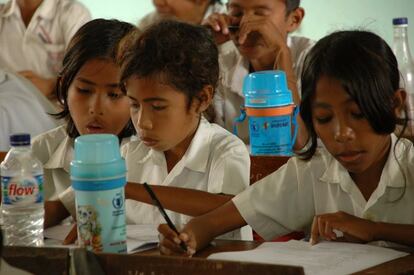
top-left (234, 70), bottom-right (299, 156)
top-left (71, 134), bottom-right (127, 253)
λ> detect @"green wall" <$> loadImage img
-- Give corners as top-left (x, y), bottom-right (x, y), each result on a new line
top-left (77, 0), bottom-right (414, 52)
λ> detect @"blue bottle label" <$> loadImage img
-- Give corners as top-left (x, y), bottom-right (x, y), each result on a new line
top-left (1, 175), bottom-right (44, 206)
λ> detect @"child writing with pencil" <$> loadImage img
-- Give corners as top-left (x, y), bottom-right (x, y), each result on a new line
top-left (120, 20), bottom-right (251, 240)
top-left (34, 19), bottom-right (135, 228)
top-left (156, 30), bottom-right (414, 255)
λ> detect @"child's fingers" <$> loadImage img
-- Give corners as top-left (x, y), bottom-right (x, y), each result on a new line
top-left (310, 216), bottom-right (319, 245)
top-left (158, 223), bottom-right (179, 240)
top-left (63, 224), bottom-right (77, 245)
top-left (203, 13), bottom-right (229, 34)
top-left (160, 236), bottom-right (188, 255)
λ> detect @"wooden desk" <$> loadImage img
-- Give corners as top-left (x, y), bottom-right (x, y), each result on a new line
top-left (250, 156), bottom-right (289, 184)
top-left (0, 151), bottom-right (6, 162)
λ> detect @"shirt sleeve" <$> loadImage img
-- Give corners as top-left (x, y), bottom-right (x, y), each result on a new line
top-left (232, 157), bottom-right (316, 240)
top-left (207, 136), bottom-right (250, 195)
top-left (0, 105), bottom-right (10, 151)
top-left (59, 1), bottom-right (91, 47)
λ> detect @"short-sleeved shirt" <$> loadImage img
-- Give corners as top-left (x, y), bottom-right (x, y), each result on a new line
top-left (0, 70), bottom-right (58, 151)
top-left (122, 117), bottom-right (252, 240)
top-left (233, 134), bottom-right (414, 246)
top-left (137, 2), bottom-right (226, 31)
top-left (214, 36), bottom-right (314, 143)
top-left (0, 0), bottom-right (91, 77)
top-left (32, 125), bottom-right (131, 208)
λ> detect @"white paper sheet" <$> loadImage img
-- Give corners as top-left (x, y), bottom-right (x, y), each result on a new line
top-left (208, 240), bottom-right (409, 275)
top-left (44, 224), bottom-right (159, 253)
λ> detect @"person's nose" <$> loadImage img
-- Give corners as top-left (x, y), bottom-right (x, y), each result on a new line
top-left (136, 107), bottom-right (153, 130)
top-left (89, 94), bottom-right (104, 116)
top-left (334, 118), bottom-right (355, 143)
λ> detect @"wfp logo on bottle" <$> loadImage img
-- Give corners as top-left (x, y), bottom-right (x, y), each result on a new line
top-left (1, 175), bottom-right (44, 206)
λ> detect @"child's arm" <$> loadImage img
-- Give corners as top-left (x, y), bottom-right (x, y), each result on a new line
top-left (158, 200), bottom-right (247, 256)
top-left (310, 211), bottom-right (414, 246)
top-left (44, 200), bottom-right (70, 228)
top-left (125, 182), bottom-right (232, 217)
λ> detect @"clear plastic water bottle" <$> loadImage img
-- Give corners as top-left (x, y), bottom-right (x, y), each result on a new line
top-left (0, 133), bottom-right (44, 246)
top-left (393, 17), bottom-right (414, 136)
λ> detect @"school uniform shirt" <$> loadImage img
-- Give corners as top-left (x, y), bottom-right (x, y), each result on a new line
top-left (233, 134), bottom-right (414, 247)
top-left (123, 117), bottom-right (252, 240)
top-left (31, 125), bottom-right (131, 213)
top-left (214, 36), bottom-right (314, 144)
top-left (0, 0), bottom-right (91, 77)
top-left (0, 69), bottom-right (58, 151)
top-left (137, 2), bottom-right (226, 31)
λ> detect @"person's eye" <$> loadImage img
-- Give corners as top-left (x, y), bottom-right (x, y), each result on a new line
top-left (351, 112), bottom-right (365, 119)
top-left (254, 9), bottom-right (269, 16)
top-left (152, 105), bottom-right (167, 111)
top-left (76, 87), bottom-right (90, 94)
top-left (108, 91), bottom-right (123, 99)
top-left (229, 10), bottom-right (243, 18)
top-left (315, 116), bottom-right (332, 124)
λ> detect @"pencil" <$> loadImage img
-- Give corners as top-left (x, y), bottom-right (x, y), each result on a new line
top-left (143, 182), bottom-right (188, 251)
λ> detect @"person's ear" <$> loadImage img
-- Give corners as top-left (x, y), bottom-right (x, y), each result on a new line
top-left (286, 7), bottom-right (305, 33)
top-left (194, 85), bottom-right (214, 113)
top-left (393, 88), bottom-right (407, 117)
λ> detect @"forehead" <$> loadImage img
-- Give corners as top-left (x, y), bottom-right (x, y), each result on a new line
top-left (228, 0), bottom-right (285, 9)
top-left (126, 76), bottom-right (185, 99)
top-left (313, 76), bottom-right (354, 106)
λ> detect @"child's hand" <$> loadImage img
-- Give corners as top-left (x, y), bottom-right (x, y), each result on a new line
top-left (310, 211), bottom-right (377, 245)
top-left (202, 13), bottom-right (235, 45)
top-left (238, 15), bottom-right (287, 53)
top-left (158, 224), bottom-right (197, 257)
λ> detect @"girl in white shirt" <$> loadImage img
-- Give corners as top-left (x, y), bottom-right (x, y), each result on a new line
top-left (119, 20), bottom-right (251, 240)
top-left (157, 30), bottom-right (414, 255)
top-left (33, 19), bottom-right (135, 227)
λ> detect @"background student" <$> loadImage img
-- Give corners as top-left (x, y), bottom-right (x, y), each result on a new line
top-left (121, 20), bottom-right (251, 240)
top-left (203, 0), bottom-right (313, 148)
top-left (33, 19), bottom-right (135, 227)
top-left (0, 0), bottom-right (91, 98)
top-left (138, 0), bottom-right (225, 31)
top-left (158, 30), bottom-right (414, 255)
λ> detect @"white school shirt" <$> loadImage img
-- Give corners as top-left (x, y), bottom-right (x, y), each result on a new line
top-left (214, 36), bottom-right (314, 144)
top-left (122, 117), bottom-right (252, 240)
top-left (32, 125), bottom-right (131, 214)
top-left (137, 2), bottom-right (226, 31)
top-left (0, 70), bottom-right (58, 151)
top-left (233, 134), bottom-right (414, 247)
top-left (0, 0), bottom-right (91, 77)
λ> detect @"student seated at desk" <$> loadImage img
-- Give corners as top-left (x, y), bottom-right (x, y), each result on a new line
top-left (155, 30), bottom-right (414, 255)
top-left (119, 20), bottom-right (251, 240)
top-left (34, 19), bottom-right (135, 222)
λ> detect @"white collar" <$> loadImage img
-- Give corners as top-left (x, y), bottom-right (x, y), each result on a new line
top-left (0, 0), bottom-right (57, 20)
top-left (43, 133), bottom-right (73, 172)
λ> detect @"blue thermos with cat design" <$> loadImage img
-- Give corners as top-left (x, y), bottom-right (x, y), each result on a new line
top-left (71, 134), bottom-right (127, 253)
top-left (234, 70), bottom-right (299, 156)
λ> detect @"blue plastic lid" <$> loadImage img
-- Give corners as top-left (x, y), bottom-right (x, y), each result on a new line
top-left (393, 17), bottom-right (408, 25)
top-left (10, 133), bottom-right (30, 146)
top-left (71, 134), bottom-right (126, 190)
top-left (242, 70), bottom-right (293, 108)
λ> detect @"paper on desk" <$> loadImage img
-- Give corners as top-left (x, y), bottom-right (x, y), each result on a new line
top-left (44, 224), bottom-right (159, 253)
top-left (208, 240), bottom-right (409, 275)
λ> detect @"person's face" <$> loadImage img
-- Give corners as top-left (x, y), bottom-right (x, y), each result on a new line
top-left (227, 0), bottom-right (290, 59)
top-left (67, 59), bottom-right (130, 136)
top-left (312, 75), bottom-right (391, 175)
top-left (152, 0), bottom-right (208, 23)
top-left (125, 76), bottom-right (201, 153)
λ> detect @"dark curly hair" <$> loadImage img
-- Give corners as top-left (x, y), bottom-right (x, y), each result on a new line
top-left (54, 19), bottom-right (136, 139)
top-left (118, 20), bottom-right (219, 111)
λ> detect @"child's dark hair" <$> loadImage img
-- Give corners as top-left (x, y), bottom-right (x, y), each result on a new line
top-left (54, 19), bottom-right (135, 139)
top-left (118, 20), bottom-right (219, 110)
top-left (299, 30), bottom-right (406, 159)
top-left (286, 0), bottom-right (301, 14)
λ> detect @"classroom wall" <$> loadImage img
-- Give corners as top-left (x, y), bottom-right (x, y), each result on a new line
top-left (74, 0), bottom-right (414, 52)
top-left (0, 0), bottom-right (412, 51)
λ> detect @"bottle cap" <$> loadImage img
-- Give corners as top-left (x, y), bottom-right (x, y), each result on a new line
top-left (242, 70), bottom-right (293, 108)
top-left (71, 134), bottom-right (126, 186)
top-left (393, 17), bottom-right (408, 26)
top-left (10, 133), bottom-right (30, 146)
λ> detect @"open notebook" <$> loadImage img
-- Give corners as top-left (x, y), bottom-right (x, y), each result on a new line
top-left (208, 240), bottom-right (408, 275)
top-left (44, 224), bottom-right (159, 253)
